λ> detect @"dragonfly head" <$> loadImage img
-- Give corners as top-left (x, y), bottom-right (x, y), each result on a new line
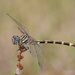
top-left (12, 35), bottom-right (19, 45)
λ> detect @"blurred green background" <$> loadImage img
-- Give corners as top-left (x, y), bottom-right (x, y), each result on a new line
top-left (0, 0), bottom-right (75, 75)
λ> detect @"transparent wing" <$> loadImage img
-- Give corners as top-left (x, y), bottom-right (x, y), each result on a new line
top-left (7, 13), bottom-right (29, 35)
top-left (29, 44), bottom-right (37, 58)
top-left (29, 44), bottom-right (43, 69)
top-left (34, 44), bottom-right (43, 69)
top-left (18, 27), bottom-right (25, 34)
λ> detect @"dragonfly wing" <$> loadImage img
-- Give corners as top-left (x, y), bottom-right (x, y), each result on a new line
top-left (18, 27), bottom-right (25, 34)
top-left (34, 44), bottom-right (43, 70)
top-left (17, 23), bottom-right (29, 35)
top-left (29, 44), bottom-right (37, 58)
top-left (7, 13), bottom-right (29, 35)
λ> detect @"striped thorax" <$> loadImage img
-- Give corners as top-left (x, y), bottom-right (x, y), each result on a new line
top-left (19, 35), bottom-right (36, 45)
top-left (19, 34), bottom-right (28, 44)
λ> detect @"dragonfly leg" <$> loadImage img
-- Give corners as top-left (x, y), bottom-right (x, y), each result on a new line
top-left (17, 45), bottom-right (29, 53)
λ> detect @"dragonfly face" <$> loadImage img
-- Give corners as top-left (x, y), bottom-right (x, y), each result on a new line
top-left (12, 35), bottom-right (19, 45)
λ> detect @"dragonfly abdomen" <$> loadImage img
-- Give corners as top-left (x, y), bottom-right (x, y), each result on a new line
top-left (36, 41), bottom-right (75, 47)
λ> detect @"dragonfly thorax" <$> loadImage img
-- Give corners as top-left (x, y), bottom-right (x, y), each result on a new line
top-left (19, 35), bottom-right (29, 44)
top-left (19, 35), bottom-right (35, 45)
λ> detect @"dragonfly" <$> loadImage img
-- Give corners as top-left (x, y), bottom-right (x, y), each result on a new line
top-left (7, 13), bottom-right (75, 69)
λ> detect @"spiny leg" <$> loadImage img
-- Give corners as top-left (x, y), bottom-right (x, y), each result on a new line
top-left (17, 45), bottom-right (29, 53)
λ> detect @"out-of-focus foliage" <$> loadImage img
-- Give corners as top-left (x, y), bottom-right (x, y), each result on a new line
top-left (0, 0), bottom-right (75, 75)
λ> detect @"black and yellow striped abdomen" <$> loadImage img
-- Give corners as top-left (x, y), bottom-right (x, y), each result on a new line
top-left (35, 41), bottom-right (75, 48)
